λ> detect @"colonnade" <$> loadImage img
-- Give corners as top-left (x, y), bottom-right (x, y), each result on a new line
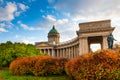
top-left (40, 35), bottom-right (108, 58)
top-left (40, 44), bottom-right (79, 59)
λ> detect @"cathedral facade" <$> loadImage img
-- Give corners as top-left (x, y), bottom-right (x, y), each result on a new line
top-left (35, 20), bottom-right (114, 59)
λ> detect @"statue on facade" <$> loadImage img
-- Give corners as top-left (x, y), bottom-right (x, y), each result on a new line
top-left (107, 33), bottom-right (116, 49)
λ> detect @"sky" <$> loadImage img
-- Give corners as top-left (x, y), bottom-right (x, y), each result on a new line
top-left (0, 0), bottom-right (120, 45)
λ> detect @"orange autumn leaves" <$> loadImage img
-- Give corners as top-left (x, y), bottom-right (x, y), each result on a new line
top-left (65, 49), bottom-right (120, 80)
top-left (9, 56), bottom-right (68, 76)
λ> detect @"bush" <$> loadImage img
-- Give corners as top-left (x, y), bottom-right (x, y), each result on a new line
top-left (9, 56), bottom-right (68, 76)
top-left (9, 56), bottom-right (38, 75)
top-left (65, 49), bottom-right (120, 80)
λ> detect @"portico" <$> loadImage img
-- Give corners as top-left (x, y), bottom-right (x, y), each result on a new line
top-left (77, 20), bottom-right (114, 55)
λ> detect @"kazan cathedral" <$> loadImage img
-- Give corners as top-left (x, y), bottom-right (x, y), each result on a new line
top-left (35, 20), bottom-right (114, 59)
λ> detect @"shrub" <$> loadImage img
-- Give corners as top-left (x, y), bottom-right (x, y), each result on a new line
top-left (9, 56), bottom-right (68, 76)
top-left (65, 49), bottom-right (120, 80)
top-left (9, 56), bottom-right (38, 75)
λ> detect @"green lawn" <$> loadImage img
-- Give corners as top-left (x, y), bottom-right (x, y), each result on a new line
top-left (0, 68), bottom-right (68, 80)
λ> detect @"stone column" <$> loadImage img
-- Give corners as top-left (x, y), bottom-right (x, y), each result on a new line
top-left (75, 45), bottom-right (77, 57)
top-left (64, 48), bottom-right (66, 58)
top-left (44, 49), bottom-right (46, 54)
top-left (54, 49), bottom-right (57, 57)
top-left (70, 47), bottom-right (72, 59)
top-left (48, 49), bottom-right (50, 56)
top-left (63, 48), bottom-right (65, 57)
top-left (70, 47), bottom-right (71, 58)
top-left (61, 49), bottom-right (63, 57)
top-left (52, 49), bottom-right (55, 57)
top-left (57, 49), bottom-right (59, 57)
top-left (71, 47), bottom-right (73, 59)
top-left (73, 46), bottom-right (76, 58)
top-left (68, 47), bottom-right (70, 58)
top-left (43, 49), bottom-right (45, 54)
top-left (79, 37), bottom-right (88, 55)
top-left (102, 36), bottom-right (108, 49)
top-left (58, 49), bottom-right (60, 57)
top-left (66, 48), bottom-right (69, 58)
top-left (77, 45), bottom-right (79, 56)
top-left (59, 48), bottom-right (61, 57)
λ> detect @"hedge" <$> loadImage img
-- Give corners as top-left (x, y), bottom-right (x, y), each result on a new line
top-left (65, 50), bottom-right (120, 80)
top-left (9, 56), bottom-right (68, 76)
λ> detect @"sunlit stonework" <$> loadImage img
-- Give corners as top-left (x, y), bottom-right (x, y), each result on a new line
top-left (35, 20), bottom-right (114, 59)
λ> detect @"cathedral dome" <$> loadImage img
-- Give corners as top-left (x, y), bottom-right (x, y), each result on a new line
top-left (48, 25), bottom-right (59, 34)
top-left (48, 25), bottom-right (60, 44)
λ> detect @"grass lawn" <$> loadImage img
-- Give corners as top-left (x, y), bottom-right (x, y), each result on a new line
top-left (0, 68), bottom-right (68, 80)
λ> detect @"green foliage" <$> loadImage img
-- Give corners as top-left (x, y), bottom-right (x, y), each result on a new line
top-left (0, 68), bottom-right (67, 80)
top-left (9, 56), bottom-right (68, 76)
top-left (65, 49), bottom-right (120, 80)
top-left (0, 41), bottom-right (44, 67)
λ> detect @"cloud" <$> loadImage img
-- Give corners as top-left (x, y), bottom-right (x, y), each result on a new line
top-left (0, 23), bottom-right (5, 27)
top-left (0, 27), bottom-right (8, 32)
top-left (18, 21), bottom-right (41, 30)
top-left (17, 15), bottom-right (59, 32)
top-left (18, 21), bottom-right (34, 30)
top-left (15, 35), bottom-right (20, 38)
top-left (22, 39), bottom-right (33, 44)
top-left (0, 2), bottom-right (17, 21)
top-left (28, 0), bottom-right (36, 3)
top-left (111, 18), bottom-right (120, 42)
top-left (18, 3), bottom-right (29, 11)
top-left (21, 37), bottom-right (36, 44)
top-left (54, 0), bottom-right (120, 21)
top-left (57, 21), bottom-right (78, 42)
top-left (0, 2), bottom-right (29, 21)
top-left (15, 3), bottom-right (29, 16)
top-left (42, 15), bottom-right (68, 26)
top-left (0, 21), bottom-right (13, 29)
top-left (48, 0), bottom-right (55, 3)
top-left (40, 9), bottom-right (45, 13)
top-left (56, 19), bottom-right (68, 25)
top-left (43, 15), bottom-right (56, 22)
top-left (0, 2), bottom-right (29, 33)
top-left (14, 35), bottom-right (36, 44)
top-left (0, 0), bottom-right (3, 4)
top-left (60, 30), bottom-right (77, 42)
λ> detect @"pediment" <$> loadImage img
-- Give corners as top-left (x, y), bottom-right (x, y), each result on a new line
top-left (38, 43), bottom-right (50, 47)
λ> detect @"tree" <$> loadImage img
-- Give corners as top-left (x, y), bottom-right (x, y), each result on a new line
top-left (0, 41), bottom-right (45, 67)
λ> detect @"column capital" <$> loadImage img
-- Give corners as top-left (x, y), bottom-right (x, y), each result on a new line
top-left (102, 35), bottom-right (108, 37)
top-left (79, 36), bottom-right (88, 39)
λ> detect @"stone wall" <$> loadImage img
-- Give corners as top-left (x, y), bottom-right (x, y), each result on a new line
top-left (79, 20), bottom-right (111, 31)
